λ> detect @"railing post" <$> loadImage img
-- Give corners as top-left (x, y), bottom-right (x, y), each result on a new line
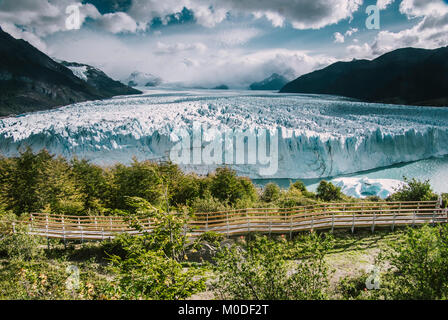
top-left (391, 211), bottom-right (396, 231)
top-left (206, 213), bottom-right (209, 232)
top-left (46, 214), bottom-right (49, 239)
top-left (371, 212), bottom-right (376, 233)
top-left (247, 210), bottom-right (251, 235)
top-left (289, 215), bottom-right (293, 239)
top-left (269, 210), bottom-right (272, 238)
top-left (311, 211), bottom-right (314, 232)
top-left (331, 212), bottom-right (335, 233)
top-left (12, 221), bottom-right (15, 234)
top-left (412, 210), bottom-right (416, 227)
top-left (351, 213), bottom-right (355, 234)
top-left (110, 217), bottom-right (113, 233)
top-left (62, 216), bottom-right (66, 247)
top-left (226, 212), bottom-right (230, 238)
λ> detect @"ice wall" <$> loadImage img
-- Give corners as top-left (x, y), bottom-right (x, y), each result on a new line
top-left (1, 90), bottom-right (448, 179)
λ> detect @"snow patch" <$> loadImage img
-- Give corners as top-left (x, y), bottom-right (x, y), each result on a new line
top-left (67, 66), bottom-right (88, 81)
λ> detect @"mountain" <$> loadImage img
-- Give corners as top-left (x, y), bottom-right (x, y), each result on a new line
top-left (60, 61), bottom-right (140, 97)
top-left (249, 73), bottom-right (289, 90)
top-left (213, 85), bottom-right (229, 90)
top-left (0, 27), bottom-right (140, 117)
top-left (280, 47), bottom-right (448, 107)
top-left (125, 71), bottom-right (163, 87)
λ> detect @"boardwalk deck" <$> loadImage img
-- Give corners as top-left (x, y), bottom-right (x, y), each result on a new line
top-left (4, 201), bottom-right (447, 241)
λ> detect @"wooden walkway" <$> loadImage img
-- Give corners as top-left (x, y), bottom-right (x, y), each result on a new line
top-left (9, 200), bottom-right (446, 241)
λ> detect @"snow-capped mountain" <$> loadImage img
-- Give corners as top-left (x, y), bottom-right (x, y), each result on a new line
top-left (60, 61), bottom-right (141, 98)
top-left (125, 71), bottom-right (163, 87)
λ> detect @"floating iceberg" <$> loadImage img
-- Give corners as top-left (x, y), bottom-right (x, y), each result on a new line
top-left (1, 90), bottom-right (448, 179)
top-left (332, 177), bottom-right (405, 199)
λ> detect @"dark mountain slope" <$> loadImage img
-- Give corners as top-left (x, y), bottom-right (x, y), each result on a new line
top-left (250, 73), bottom-right (290, 90)
top-left (60, 61), bottom-right (140, 97)
top-left (0, 27), bottom-right (140, 117)
top-left (280, 47), bottom-right (448, 107)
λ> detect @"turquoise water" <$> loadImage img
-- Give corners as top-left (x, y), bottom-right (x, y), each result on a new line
top-left (253, 155), bottom-right (448, 194)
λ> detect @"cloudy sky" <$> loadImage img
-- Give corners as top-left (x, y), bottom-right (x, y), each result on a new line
top-left (1, 0), bottom-right (448, 88)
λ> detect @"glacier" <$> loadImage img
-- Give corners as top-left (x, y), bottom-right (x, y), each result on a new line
top-left (332, 177), bottom-right (405, 199)
top-left (1, 89), bottom-right (448, 179)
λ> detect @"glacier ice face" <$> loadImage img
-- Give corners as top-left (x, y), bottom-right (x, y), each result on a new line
top-left (1, 89), bottom-right (448, 179)
top-left (332, 177), bottom-right (405, 199)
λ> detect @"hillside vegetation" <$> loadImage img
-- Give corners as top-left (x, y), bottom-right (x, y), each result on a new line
top-left (1, 148), bottom-right (448, 300)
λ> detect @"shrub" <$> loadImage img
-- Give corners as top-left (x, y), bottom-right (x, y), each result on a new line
top-left (442, 193), bottom-right (448, 208)
top-left (213, 235), bottom-right (331, 300)
top-left (191, 196), bottom-right (230, 213)
top-left (388, 177), bottom-right (437, 202)
top-left (290, 180), bottom-right (307, 192)
top-left (276, 188), bottom-right (317, 208)
top-left (0, 224), bottom-right (44, 261)
top-left (337, 272), bottom-right (370, 300)
top-left (261, 183), bottom-right (281, 202)
top-left (0, 260), bottom-right (108, 300)
top-left (377, 224), bottom-right (448, 299)
top-left (197, 231), bottom-right (225, 247)
top-left (106, 248), bottom-right (206, 300)
top-left (317, 180), bottom-right (343, 202)
top-left (209, 167), bottom-right (257, 205)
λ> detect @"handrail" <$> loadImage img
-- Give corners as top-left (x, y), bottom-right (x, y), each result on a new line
top-left (1, 201), bottom-right (445, 241)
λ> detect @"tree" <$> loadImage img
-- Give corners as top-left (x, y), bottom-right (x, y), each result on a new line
top-left (316, 180), bottom-right (342, 202)
top-left (0, 148), bottom-right (52, 215)
top-left (210, 167), bottom-right (257, 205)
top-left (71, 158), bottom-right (108, 213)
top-left (261, 183), bottom-right (281, 202)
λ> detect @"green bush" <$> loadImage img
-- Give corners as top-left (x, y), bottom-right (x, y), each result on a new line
top-left (0, 260), bottom-right (109, 300)
top-left (337, 272), bottom-right (370, 300)
top-left (213, 235), bottom-right (331, 300)
top-left (261, 183), bottom-right (281, 202)
top-left (0, 225), bottom-right (44, 261)
top-left (191, 196), bottom-right (230, 213)
top-left (377, 224), bottom-right (448, 299)
top-left (388, 177), bottom-right (438, 202)
top-left (290, 180), bottom-right (307, 192)
top-left (196, 231), bottom-right (225, 247)
top-left (209, 167), bottom-right (257, 205)
top-left (440, 193), bottom-right (448, 208)
top-left (276, 188), bottom-right (317, 208)
top-left (317, 181), bottom-right (343, 202)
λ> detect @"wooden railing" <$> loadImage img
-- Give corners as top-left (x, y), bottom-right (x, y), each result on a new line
top-left (5, 201), bottom-right (447, 241)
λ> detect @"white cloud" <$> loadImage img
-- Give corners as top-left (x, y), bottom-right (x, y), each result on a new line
top-left (345, 27), bottom-right (358, 37)
top-left (399, 0), bottom-right (448, 18)
top-left (126, 0), bottom-right (364, 30)
top-left (377, 0), bottom-right (395, 10)
top-left (94, 12), bottom-right (141, 34)
top-left (344, 0), bottom-right (448, 59)
top-left (45, 29), bottom-right (335, 88)
top-left (0, 0), bottom-right (100, 50)
top-left (334, 32), bottom-right (345, 43)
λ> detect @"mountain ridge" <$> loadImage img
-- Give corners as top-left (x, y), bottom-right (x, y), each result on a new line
top-left (280, 46), bottom-right (448, 107)
top-left (0, 27), bottom-right (141, 117)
